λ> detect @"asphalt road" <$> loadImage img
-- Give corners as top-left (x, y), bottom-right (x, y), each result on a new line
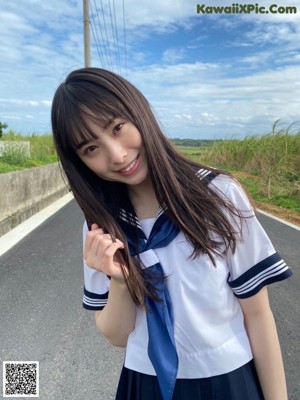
top-left (0, 200), bottom-right (299, 400)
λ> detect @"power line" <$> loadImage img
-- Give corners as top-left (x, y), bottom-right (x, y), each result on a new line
top-left (107, 0), bottom-right (119, 72)
top-left (87, 0), bottom-right (128, 74)
top-left (90, 0), bottom-right (108, 68)
top-left (98, 0), bottom-right (114, 70)
top-left (122, 0), bottom-right (128, 76)
top-left (89, 4), bottom-right (105, 67)
top-left (111, 0), bottom-right (122, 74)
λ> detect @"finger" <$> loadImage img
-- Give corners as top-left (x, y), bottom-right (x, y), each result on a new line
top-left (89, 232), bottom-right (119, 245)
top-left (84, 227), bottom-right (105, 255)
top-left (86, 240), bottom-right (123, 271)
top-left (115, 238), bottom-right (125, 247)
top-left (85, 234), bottom-right (116, 263)
top-left (103, 241), bottom-right (125, 261)
top-left (91, 223), bottom-right (100, 231)
top-left (84, 230), bottom-right (102, 260)
top-left (84, 237), bottom-right (100, 263)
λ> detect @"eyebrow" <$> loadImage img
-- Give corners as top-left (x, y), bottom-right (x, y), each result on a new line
top-left (76, 139), bottom-right (91, 150)
top-left (75, 118), bottom-right (115, 150)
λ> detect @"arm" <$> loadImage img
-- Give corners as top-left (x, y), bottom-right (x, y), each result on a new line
top-left (239, 287), bottom-right (288, 400)
top-left (85, 224), bottom-right (136, 347)
top-left (94, 279), bottom-right (136, 347)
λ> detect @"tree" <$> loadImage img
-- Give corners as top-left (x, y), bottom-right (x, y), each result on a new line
top-left (0, 122), bottom-right (8, 138)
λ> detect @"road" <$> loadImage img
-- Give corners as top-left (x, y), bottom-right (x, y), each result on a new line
top-left (0, 200), bottom-right (299, 400)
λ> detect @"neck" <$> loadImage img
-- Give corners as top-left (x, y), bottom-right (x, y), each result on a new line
top-left (127, 176), bottom-right (160, 219)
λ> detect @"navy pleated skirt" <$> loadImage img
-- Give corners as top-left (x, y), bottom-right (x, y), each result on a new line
top-left (115, 360), bottom-right (264, 400)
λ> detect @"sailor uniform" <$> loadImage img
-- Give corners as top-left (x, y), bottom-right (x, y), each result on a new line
top-left (82, 172), bottom-right (292, 399)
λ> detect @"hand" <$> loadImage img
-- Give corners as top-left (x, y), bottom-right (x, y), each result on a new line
top-left (84, 224), bottom-right (127, 281)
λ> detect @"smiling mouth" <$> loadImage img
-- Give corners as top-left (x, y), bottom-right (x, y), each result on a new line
top-left (118, 155), bottom-right (139, 173)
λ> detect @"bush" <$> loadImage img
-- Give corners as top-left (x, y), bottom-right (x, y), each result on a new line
top-left (0, 130), bottom-right (57, 172)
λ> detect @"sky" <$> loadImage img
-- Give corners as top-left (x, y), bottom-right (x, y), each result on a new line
top-left (1, 0), bottom-right (300, 139)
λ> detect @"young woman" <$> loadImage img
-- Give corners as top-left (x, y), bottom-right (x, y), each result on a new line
top-left (51, 67), bottom-right (292, 400)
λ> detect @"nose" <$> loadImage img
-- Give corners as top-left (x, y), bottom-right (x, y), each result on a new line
top-left (107, 140), bottom-right (127, 164)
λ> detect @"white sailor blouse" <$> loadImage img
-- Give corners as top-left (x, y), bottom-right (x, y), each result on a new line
top-left (81, 171), bottom-right (292, 378)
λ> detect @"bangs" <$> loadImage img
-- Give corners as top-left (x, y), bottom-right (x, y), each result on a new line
top-left (53, 79), bottom-right (132, 154)
top-left (67, 106), bottom-right (114, 152)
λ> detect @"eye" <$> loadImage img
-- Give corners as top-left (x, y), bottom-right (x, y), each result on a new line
top-left (83, 145), bottom-right (98, 155)
top-left (114, 122), bottom-right (125, 134)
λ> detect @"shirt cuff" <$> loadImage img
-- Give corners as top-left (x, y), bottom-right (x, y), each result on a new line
top-left (82, 286), bottom-right (109, 310)
top-left (228, 252), bottom-right (293, 299)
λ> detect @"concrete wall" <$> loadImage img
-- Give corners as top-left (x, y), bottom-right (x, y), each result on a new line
top-left (0, 163), bottom-right (69, 236)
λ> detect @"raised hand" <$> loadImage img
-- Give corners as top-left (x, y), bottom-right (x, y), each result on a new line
top-left (84, 223), bottom-right (127, 281)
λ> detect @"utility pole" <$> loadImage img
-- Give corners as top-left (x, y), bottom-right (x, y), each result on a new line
top-left (83, 0), bottom-right (91, 67)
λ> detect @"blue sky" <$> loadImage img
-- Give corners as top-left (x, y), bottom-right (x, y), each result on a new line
top-left (1, 0), bottom-right (300, 139)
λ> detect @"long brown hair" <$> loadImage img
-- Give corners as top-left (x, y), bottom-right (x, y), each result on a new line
top-left (51, 67), bottom-right (246, 306)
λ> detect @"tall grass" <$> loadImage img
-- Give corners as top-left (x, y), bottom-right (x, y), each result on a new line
top-left (199, 122), bottom-right (300, 210)
top-left (0, 130), bottom-right (57, 172)
top-left (1, 126), bottom-right (300, 212)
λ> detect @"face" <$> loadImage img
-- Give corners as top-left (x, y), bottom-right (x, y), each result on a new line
top-left (76, 118), bottom-right (149, 188)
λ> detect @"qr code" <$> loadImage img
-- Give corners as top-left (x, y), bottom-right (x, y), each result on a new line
top-left (3, 362), bottom-right (39, 397)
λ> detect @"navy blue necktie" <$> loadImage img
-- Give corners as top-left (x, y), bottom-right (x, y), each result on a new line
top-left (118, 169), bottom-right (218, 399)
top-left (119, 209), bottom-right (180, 400)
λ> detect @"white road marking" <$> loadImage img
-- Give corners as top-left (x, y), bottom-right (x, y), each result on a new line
top-left (257, 208), bottom-right (300, 231)
top-left (0, 193), bottom-right (74, 257)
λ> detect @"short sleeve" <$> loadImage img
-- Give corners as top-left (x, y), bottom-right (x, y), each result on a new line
top-left (222, 178), bottom-right (292, 299)
top-left (82, 221), bottom-right (110, 310)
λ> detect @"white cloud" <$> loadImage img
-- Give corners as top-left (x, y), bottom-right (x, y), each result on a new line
top-left (0, 0), bottom-right (299, 138)
top-left (244, 22), bottom-right (300, 48)
top-left (0, 99), bottom-right (39, 107)
top-left (1, 115), bottom-right (21, 121)
top-left (121, 0), bottom-right (196, 29)
top-left (174, 114), bottom-right (192, 120)
top-left (127, 61), bottom-right (300, 138)
top-left (162, 48), bottom-right (186, 64)
top-left (41, 101), bottom-right (52, 107)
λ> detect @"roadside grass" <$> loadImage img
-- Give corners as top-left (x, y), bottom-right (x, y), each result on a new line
top-left (0, 130), bottom-right (57, 173)
top-left (1, 126), bottom-right (299, 213)
top-left (176, 146), bottom-right (203, 162)
top-left (177, 123), bottom-right (300, 213)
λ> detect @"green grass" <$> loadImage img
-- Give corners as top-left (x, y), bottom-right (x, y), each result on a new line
top-left (1, 126), bottom-right (299, 213)
top-left (229, 174), bottom-right (300, 211)
top-left (176, 146), bottom-right (202, 162)
top-left (0, 130), bottom-right (57, 173)
top-left (176, 123), bottom-right (300, 213)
